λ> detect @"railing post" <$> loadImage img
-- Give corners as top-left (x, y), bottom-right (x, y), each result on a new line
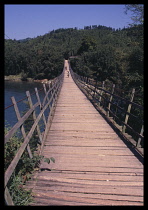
top-left (26, 91), bottom-right (43, 144)
top-left (54, 79), bottom-right (60, 99)
top-left (11, 96), bottom-right (33, 159)
top-left (136, 124), bottom-right (144, 148)
top-left (93, 80), bottom-right (98, 98)
top-left (43, 83), bottom-right (52, 111)
top-left (5, 186), bottom-right (14, 205)
top-left (107, 84), bottom-right (115, 117)
top-left (43, 83), bottom-right (49, 102)
top-left (35, 87), bottom-right (47, 126)
top-left (98, 81), bottom-right (105, 106)
top-left (122, 88), bottom-right (135, 133)
top-left (49, 81), bottom-right (53, 98)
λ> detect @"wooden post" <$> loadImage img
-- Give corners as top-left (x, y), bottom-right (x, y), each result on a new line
top-left (35, 88), bottom-right (46, 134)
top-left (122, 88), bottom-right (135, 133)
top-left (54, 81), bottom-right (59, 100)
top-left (98, 81), bottom-right (105, 106)
top-left (11, 96), bottom-right (33, 159)
top-left (50, 82), bottom-right (54, 100)
top-left (93, 80), bottom-right (98, 98)
top-left (26, 91), bottom-right (43, 144)
top-left (136, 124), bottom-right (144, 148)
top-left (42, 83), bottom-right (52, 111)
top-left (35, 87), bottom-right (42, 109)
top-left (43, 83), bottom-right (50, 103)
top-left (107, 84), bottom-right (115, 117)
top-left (50, 82), bottom-right (57, 105)
top-left (35, 87), bottom-right (47, 126)
top-left (43, 83), bottom-right (47, 94)
top-left (5, 187), bottom-right (14, 205)
top-left (49, 82), bottom-right (55, 108)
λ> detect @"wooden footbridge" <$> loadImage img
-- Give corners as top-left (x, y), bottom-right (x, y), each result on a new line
top-left (5, 60), bottom-right (143, 206)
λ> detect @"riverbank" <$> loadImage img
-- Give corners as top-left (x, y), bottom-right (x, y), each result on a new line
top-left (4, 75), bottom-right (51, 83)
top-left (5, 75), bottom-right (34, 82)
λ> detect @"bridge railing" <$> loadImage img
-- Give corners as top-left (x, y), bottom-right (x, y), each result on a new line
top-left (4, 69), bottom-right (64, 205)
top-left (70, 64), bottom-right (144, 154)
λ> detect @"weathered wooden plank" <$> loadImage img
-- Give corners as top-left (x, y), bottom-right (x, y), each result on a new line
top-left (31, 190), bottom-right (143, 206)
top-left (40, 154), bottom-right (142, 165)
top-left (26, 179), bottom-right (143, 197)
top-left (39, 168), bottom-right (142, 176)
top-left (31, 197), bottom-right (95, 206)
top-left (39, 165), bottom-right (143, 174)
top-left (33, 176), bottom-right (143, 187)
top-left (44, 140), bottom-right (129, 146)
top-left (37, 171), bottom-right (143, 182)
top-left (32, 186), bottom-right (143, 202)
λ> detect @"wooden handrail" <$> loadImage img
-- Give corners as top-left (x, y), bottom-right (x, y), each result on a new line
top-left (70, 64), bottom-right (144, 151)
top-left (76, 77), bottom-right (143, 110)
top-left (5, 102), bottom-right (39, 144)
top-left (4, 68), bottom-right (64, 205)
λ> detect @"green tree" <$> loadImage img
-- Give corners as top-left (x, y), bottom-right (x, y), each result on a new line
top-left (5, 24), bottom-right (143, 105)
top-left (77, 36), bottom-right (97, 55)
top-left (124, 4), bottom-right (144, 25)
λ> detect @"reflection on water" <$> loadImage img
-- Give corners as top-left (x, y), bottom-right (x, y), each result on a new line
top-left (5, 81), bottom-right (47, 128)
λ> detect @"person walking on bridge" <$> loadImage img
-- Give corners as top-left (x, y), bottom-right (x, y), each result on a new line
top-left (67, 70), bottom-right (69, 77)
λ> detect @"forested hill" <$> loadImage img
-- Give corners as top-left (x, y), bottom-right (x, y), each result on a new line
top-left (5, 24), bottom-right (143, 95)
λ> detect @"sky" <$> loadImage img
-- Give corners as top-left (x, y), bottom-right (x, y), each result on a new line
top-left (4, 4), bottom-right (133, 40)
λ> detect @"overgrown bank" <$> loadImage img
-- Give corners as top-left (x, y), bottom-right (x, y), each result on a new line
top-left (5, 111), bottom-right (55, 205)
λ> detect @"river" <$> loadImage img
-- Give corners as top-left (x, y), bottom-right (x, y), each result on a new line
top-left (5, 81), bottom-right (47, 128)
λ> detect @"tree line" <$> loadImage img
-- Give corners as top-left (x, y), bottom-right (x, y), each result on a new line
top-left (5, 23), bottom-right (143, 104)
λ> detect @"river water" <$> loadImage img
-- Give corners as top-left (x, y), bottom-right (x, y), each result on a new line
top-left (5, 81), bottom-right (47, 128)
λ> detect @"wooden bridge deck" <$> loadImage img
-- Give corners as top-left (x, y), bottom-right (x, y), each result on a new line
top-left (27, 60), bottom-right (143, 206)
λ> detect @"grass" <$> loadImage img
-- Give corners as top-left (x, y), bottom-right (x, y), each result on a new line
top-left (5, 74), bottom-right (22, 81)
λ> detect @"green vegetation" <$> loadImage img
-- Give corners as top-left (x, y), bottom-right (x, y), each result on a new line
top-left (5, 119), bottom-right (55, 205)
top-left (5, 23), bottom-right (143, 105)
top-left (124, 4), bottom-right (144, 25)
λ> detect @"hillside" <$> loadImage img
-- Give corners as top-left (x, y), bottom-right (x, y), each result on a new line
top-left (5, 24), bottom-right (143, 103)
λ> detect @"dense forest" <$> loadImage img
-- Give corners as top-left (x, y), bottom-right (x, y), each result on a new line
top-left (5, 23), bottom-right (143, 104)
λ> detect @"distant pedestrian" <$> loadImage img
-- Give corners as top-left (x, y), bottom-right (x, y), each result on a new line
top-left (67, 70), bottom-right (69, 77)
